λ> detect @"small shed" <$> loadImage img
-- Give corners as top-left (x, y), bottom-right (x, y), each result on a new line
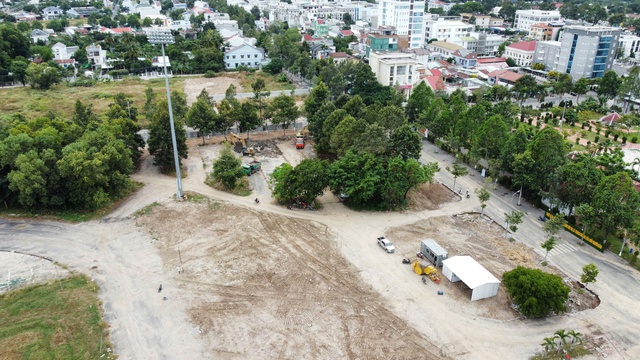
top-left (442, 256), bottom-right (500, 301)
top-left (420, 239), bottom-right (449, 267)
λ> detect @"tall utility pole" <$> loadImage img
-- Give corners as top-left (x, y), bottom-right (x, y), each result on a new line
top-left (147, 28), bottom-right (183, 199)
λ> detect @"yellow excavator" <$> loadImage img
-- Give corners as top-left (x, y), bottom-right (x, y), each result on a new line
top-left (295, 125), bottom-right (308, 149)
top-left (229, 132), bottom-right (254, 156)
top-left (412, 261), bottom-right (441, 283)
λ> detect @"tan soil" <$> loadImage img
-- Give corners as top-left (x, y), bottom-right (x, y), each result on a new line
top-left (137, 201), bottom-right (444, 359)
top-left (386, 213), bottom-right (599, 321)
top-left (407, 183), bottom-right (459, 210)
top-left (183, 77), bottom-right (242, 105)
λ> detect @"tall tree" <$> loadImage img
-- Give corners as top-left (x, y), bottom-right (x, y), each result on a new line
top-left (557, 157), bottom-right (603, 216)
top-left (406, 81), bottom-right (434, 123)
top-left (447, 155), bottom-right (468, 193)
top-left (148, 101), bottom-right (188, 173)
top-left (212, 144), bottom-right (244, 189)
top-left (597, 71), bottom-right (620, 99)
top-left (573, 77), bottom-right (589, 102)
top-left (527, 127), bottom-right (567, 193)
top-left (590, 172), bottom-right (640, 238)
top-left (251, 78), bottom-right (271, 126)
top-left (267, 93), bottom-right (300, 133)
top-left (186, 96), bottom-right (218, 145)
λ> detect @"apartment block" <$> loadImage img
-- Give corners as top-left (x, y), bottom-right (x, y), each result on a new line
top-left (424, 14), bottom-right (473, 42)
top-left (378, 0), bottom-right (425, 48)
top-left (513, 10), bottom-right (560, 32)
top-left (368, 51), bottom-right (417, 90)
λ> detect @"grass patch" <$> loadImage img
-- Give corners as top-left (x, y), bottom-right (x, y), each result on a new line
top-left (134, 202), bottom-right (161, 217)
top-left (221, 71), bottom-right (295, 92)
top-left (0, 275), bottom-right (116, 360)
top-left (0, 77), bottom-right (184, 126)
top-left (0, 181), bottom-right (143, 223)
top-left (205, 176), bottom-right (252, 196)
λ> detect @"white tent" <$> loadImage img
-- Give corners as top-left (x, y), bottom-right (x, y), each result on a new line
top-left (442, 256), bottom-right (500, 301)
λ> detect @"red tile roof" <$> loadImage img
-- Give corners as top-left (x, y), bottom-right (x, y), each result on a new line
top-left (329, 52), bottom-right (348, 58)
top-left (111, 27), bottom-right (133, 33)
top-left (507, 41), bottom-right (537, 52)
top-left (599, 112), bottom-right (621, 124)
top-left (340, 30), bottom-right (353, 36)
top-left (426, 76), bottom-right (446, 92)
top-left (477, 57), bottom-right (506, 63)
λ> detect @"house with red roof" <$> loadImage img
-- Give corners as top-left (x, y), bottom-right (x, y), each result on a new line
top-left (328, 52), bottom-right (349, 64)
top-left (599, 112), bottom-right (622, 126)
top-left (504, 41), bottom-right (536, 66)
top-left (340, 29), bottom-right (354, 38)
top-left (487, 69), bottom-right (523, 86)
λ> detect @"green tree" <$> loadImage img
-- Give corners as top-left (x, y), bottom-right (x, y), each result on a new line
top-left (618, 66), bottom-right (640, 112)
top-left (144, 86), bottom-right (157, 121)
top-left (237, 102), bottom-right (261, 135)
top-left (329, 150), bottom-right (385, 206)
top-left (212, 144), bottom-right (245, 189)
top-left (527, 127), bottom-right (567, 193)
top-left (406, 81), bottom-right (434, 123)
top-left (557, 157), bottom-right (603, 216)
top-left (186, 95), bottom-right (218, 145)
top-left (382, 157), bottom-right (439, 206)
top-left (500, 124), bottom-right (529, 173)
top-left (447, 155), bottom-right (468, 192)
top-left (25, 63), bottom-right (61, 90)
top-left (541, 237), bottom-right (556, 262)
top-left (597, 71), bottom-right (620, 99)
top-left (568, 330), bottom-right (583, 345)
top-left (573, 77), bottom-right (589, 102)
top-left (9, 60), bottom-right (28, 86)
top-left (148, 101), bottom-right (188, 173)
top-left (7, 150), bottom-right (50, 207)
top-left (342, 12), bottom-right (354, 26)
top-left (581, 263), bottom-right (599, 288)
top-left (304, 80), bottom-right (330, 119)
top-left (72, 100), bottom-right (97, 129)
top-left (504, 211), bottom-right (524, 237)
top-left (475, 187), bottom-right (490, 216)
top-left (330, 115), bottom-right (367, 156)
top-left (251, 78), bottom-right (271, 126)
top-left (502, 266), bottom-right (570, 318)
top-left (267, 93), bottom-right (299, 133)
top-left (512, 74), bottom-right (538, 107)
top-left (471, 115), bottom-right (509, 164)
top-left (541, 337), bottom-right (557, 353)
top-left (271, 159), bottom-right (330, 203)
top-left (554, 329), bottom-right (570, 346)
top-left (590, 172), bottom-right (640, 238)
top-left (356, 123), bottom-right (388, 155)
top-left (388, 124), bottom-right (422, 159)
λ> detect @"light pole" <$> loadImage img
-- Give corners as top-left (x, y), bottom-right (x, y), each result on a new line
top-left (147, 28), bottom-right (183, 199)
top-left (560, 96), bottom-right (567, 128)
top-left (511, 189), bottom-right (522, 206)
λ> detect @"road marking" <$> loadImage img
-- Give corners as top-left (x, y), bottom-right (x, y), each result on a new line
top-left (548, 242), bottom-right (577, 256)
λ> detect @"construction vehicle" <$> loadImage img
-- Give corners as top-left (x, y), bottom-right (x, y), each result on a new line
top-left (229, 132), bottom-right (254, 156)
top-left (295, 125), bottom-right (308, 149)
top-left (242, 161), bottom-right (261, 176)
top-left (411, 261), bottom-right (441, 284)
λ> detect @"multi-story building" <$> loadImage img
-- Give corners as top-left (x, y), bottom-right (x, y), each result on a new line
top-left (535, 26), bottom-right (621, 78)
top-left (513, 10), bottom-right (560, 32)
top-left (533, 40), bottom-right (562, 70)
top-left (460, 13), bottom-right (503, 28)
top-left (529, 23), bottom-right (552, 41)
top-left (224, 44), bottom-right (265, 69)
top-left (365, 26), bottom-right (408, 57)
top-left (368, 51), bottom-right (417, 91)
top-left (557, 26), bottom-right (621, 79)
top-left (424, 14), bottom-right (473, 42)
top-left (504, 40), bottom-right (536, 66)
top-left (427, 0), bottom-right (454, 13)
top-left (378, 0), bottom-right (425, 49)
top-left (451, 31), bottom-right (504, 57)
top-left (618, 33), bottom-right (640, 59)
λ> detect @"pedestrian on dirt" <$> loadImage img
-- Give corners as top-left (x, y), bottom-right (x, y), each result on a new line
top-left (158, 284), bottom-right (162, 293)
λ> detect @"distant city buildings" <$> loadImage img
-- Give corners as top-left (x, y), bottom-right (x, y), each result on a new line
top-left (424, 14), bottom-right (473, 42)
top-left (513, 10), bottom-right (561, 32)
top-left (504, 41), bottom-right (536, 66)
top-left (378, 0), bottom-right (425, 49)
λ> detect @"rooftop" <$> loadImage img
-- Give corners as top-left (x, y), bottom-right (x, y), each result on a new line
top-left (507, 40), bottom-right (537, 52)
top-left (429, 41), bottom-right (465, 52)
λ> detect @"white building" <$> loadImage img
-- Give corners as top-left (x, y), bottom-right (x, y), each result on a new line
top-left (513, 10), bottom-right (560, 32)
top-left (30, 29), bottom-right (50, 43)
top-left (224, 43), bottom-right (265, 69)
top-left (442, 256), bottom-right (500, 301)
top-left (368, 51), bottom-right (417, 91)
top-left (42, 6), bottom-right (63, 20)
top-left (504, 40), bottom-right (536, 66)
top-left (424, 14), bottom-right (473, 42)
top-left (378, 0), bottom-right (425, 49)
top-left (618, 33), bottom-right (640, 59)
top-left (427, 0), bottom-right (454, 13)
top-left (533, 40), bottom-right (562, 70)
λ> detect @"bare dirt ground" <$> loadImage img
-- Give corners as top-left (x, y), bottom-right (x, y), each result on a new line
top-left (183, 77), bottom-right (241, 105)
top-left (386, 214), bottom-right (599, 321)
top-left (0, 251), bottom-right (71, 293)
top-left (407, 183), bottom-right (459, 210)
top-left (136, 200), bottom-right (444, 359)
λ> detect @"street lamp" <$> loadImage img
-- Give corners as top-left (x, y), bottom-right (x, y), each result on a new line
top-left (511, 189), bottom-right (522, 206)
top-left (147, 28), bottom-right (183, 199)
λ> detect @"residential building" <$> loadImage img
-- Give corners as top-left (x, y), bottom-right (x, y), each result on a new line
top-left (533, 40), bottom-right (562, 70)
top-left (365, 27), bottom-right (408, 57)
top-left (368, 51), bottom-right (417, 91)
top-left (424, 14), bottom-right (473, 42)
top-left (487, 69), bottom-right (523, 86)
top-left (52, 42), bottom-right (78, 61)
top-left (66, 6), bottom-right (99, 18)
top-left (255, 17), bottom-right (269, 31)
top-left (166, 19), bottom-right (191, 31)
top-left (314, 19), bottom-right (329, 37)
top-left (428, 41), bottom-right (465, 57)
top-left (87, 44), bottom-right (112, 71)
top-left (513, 10), bottom-right (560, 32)
top-left (529, 23), bottom-right (552, 41)
top-left (556, 26), bottom-right (621, 79)
top-left (224, 44), bottom-right (265, 69)
top-left (328, 52), bottom-right (349, 64)
top-left (30, 29), bottom-right (50, 43)
top-left (378, 0), bottom-right (425, 48)
top-left (504, 40), bottom-right (536, 66)
top-left (452, 31), bottom-right (504, 57)
top-left (460, 13), bottom-right (503, 28)
top-left (427, 0), bottom-right (454, 13)
top-left (451, 49), bottom-right (477, 68)
top-left (42, 6), bottom-right (63, 20)
top-left (618, 33), bottom-right (640, 59)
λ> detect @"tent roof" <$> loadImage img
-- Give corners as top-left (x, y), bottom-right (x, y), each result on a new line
top-left (442, 256), bottom-right (500, 289)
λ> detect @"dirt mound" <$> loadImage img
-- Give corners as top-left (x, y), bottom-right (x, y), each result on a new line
top-left (137, 200), bottom-right (445, 359)
top-left (407, 182), bottom-right (459, 210)
top-left (183, 77), bottom-right (241, 105)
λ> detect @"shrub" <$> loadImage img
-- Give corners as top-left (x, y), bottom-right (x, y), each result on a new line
top-left (503, 266), bottom-right (569, 318)
top-left (632, 136), bottom-right (638, 144)
top-left (614, 134), bottom-right (619, 141)
top-left (204, 71), bottom-right (216, 78)
top-left (594, 135), bottom-right (600, 143)
top-left (622, 136), bottom-right (627, 144)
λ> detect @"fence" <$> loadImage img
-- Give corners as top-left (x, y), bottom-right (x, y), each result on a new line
top-left (546, 212), bottom-right (604, 252)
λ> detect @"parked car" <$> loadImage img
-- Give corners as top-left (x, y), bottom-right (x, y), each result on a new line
top-left (377, 237), bottom-right (395, 253)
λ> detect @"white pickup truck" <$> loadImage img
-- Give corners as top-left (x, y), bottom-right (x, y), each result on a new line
top-left (377, 237), bottom-right (395, 253)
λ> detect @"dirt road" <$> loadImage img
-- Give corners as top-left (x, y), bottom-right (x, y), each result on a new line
top-left (1, 136), bottom-right (639, 359)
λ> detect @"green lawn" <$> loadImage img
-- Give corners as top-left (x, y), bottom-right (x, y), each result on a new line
top-left (0, 275), bottom-right (115, 360)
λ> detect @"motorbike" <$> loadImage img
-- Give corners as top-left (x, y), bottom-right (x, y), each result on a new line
top-left (254, 198), bottom-right (260, 204)
top-left (466, 193), bottom-right (470, 199)
top-left (402, 258), bottom-right (411, 264)
top-left (538, 215), bottom-right (547, 222)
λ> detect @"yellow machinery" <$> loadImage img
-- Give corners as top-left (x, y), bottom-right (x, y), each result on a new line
top-left (412, 261), bottom-right (441, 283)
top-left (229, 132), bottom-right (254, 156)
top-left (295, 126), bottom-right (308, 149)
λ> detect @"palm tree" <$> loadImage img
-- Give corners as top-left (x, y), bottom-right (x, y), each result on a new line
top-left (568, 330), bottom-right (583, 345)
top-left (541, 337), bottom-right (557, 353)
top-left (555, 329), bottom-right (570, 346)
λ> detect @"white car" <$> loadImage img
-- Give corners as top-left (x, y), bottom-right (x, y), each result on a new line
top-left (377, 237), bottom-right (395, 253)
